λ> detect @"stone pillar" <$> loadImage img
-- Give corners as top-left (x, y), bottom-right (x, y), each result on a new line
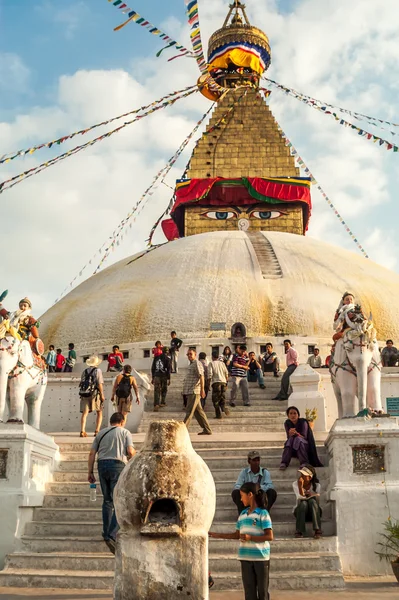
top-left (114, 420), bottom-right (216, 600)
top-left (290, 364), bottom-right (337, 432)
top-left (326, 417), bottom-right (399, 575)
top-left (0, 423), bottom-right (59, 567)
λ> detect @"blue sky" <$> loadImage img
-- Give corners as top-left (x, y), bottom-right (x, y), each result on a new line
top-left (0, 0), bottom-right (399, 315)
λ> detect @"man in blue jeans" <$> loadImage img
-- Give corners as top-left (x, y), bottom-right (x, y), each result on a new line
top-left (87, 412), bottom-right (135, 554)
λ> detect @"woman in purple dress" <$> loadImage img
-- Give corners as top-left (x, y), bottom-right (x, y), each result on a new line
top-left (280, 406), bottom-right (323, 470)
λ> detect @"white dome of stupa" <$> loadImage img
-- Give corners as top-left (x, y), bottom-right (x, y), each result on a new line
top-left (39, 230), bottom-right (399, 349)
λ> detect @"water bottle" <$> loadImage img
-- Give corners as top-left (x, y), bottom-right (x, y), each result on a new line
top-left (90, 483), bottom-right (97, 502)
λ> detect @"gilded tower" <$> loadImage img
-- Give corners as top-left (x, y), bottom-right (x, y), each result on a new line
top-left (162, 0), bottom-right (311, 241)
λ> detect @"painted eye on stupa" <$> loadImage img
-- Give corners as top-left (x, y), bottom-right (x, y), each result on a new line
top-left (250, 210), bottom-right (283, 220)
top-left (202, 211), bottom-right (237, 220)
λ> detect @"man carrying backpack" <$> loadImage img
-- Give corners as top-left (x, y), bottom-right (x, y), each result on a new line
top-left (110, 364), bottom-right (140, 423)
top-left (79, 355), bottom-right (105, 438)
top-left (151, 346), bottom-right (171, 412)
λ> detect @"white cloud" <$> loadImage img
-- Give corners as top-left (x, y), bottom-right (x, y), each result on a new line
top-left (0, 0), bottom-right (398, 317)
top-left (0, 53), bottom-right (30, 94)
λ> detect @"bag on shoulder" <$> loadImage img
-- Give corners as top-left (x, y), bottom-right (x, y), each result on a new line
top-left (79, 367), bottom-right (98, 398)
top-left (116, 374), bottom-right (132, 399)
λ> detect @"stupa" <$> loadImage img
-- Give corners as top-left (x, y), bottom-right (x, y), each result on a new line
top-left (40, 1), bottom-right (399, 358)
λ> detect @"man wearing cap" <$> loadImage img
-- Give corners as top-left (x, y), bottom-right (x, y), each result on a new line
top-left (79, 355), bottom-right (105, 438)
top-left (232, 451), bottom-right (277, 514)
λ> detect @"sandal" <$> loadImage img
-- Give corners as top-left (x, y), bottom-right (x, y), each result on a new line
top-left (314, 529), bottom-right (323, 539)
top-left (80, 431), bottom-right (87, 438)
top-left (294, 531), bottom-right (303, 538)
top-left (94, 430), bottom-right (99, 437)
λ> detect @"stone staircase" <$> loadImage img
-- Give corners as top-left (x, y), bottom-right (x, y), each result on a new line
top-left (139, 372), bottom-right (286, 433)
top-left (246, 231), bottom-right (283, 279)
top-left (0, 374), bottom-right (345, 591)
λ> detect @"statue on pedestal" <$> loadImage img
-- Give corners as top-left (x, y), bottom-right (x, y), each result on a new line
top-left (0, 293), bottom-right (47, 428)
top-left (330, 292), bottom-right (382, 417)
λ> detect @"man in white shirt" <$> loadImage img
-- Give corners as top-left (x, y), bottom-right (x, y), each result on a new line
top-left (307, 348), bottom-right (322, 369)
top-left (208, 350), bottom-right (230, 419)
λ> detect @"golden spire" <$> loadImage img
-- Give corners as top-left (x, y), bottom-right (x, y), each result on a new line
top-left (223, 0), bottom-right (250, 27)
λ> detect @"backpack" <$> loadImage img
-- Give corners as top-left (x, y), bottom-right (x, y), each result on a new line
top-left (116, 374), bottom-right (132, 399)
top-left (79, 367), bottom-right (98, 398)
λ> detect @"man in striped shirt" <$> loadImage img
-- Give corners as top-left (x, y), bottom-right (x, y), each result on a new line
top-left (229, 345), bottom-right (251, 407)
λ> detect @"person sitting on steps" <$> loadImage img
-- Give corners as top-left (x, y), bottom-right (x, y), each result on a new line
top-left (293, 465), bottom-right (322, 539)
top-left (232, 450), bottom-right (277, 514)
top-left (247, 352), bottom-right (266, 389)
top-left (261, 343), bottom-right (280, 377)
top-left (280, 406), bottom-right (323, 470)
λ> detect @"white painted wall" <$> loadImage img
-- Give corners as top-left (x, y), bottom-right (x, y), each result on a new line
top-left (2, 375), bottom-right (147, 434)
top-left (326, 417), bottom-right (399, 576)
top-left (0, 424), bottom-right (58, 567)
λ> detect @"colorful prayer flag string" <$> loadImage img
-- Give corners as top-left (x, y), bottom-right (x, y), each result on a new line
top-left (107, 0), bottom-right (193, 60)
top-left (266, 97), bottom-right (369, 258)
top-left (265, 77), bottom-right (399, 129)
top-left (264, 79), bottom-right (399, 151)
top-left (0, 85), bottom-right (197, 165)
top-left (185, 0), bottom-right (208, 73)
top-left (0, 87), bottom-right (198, 195)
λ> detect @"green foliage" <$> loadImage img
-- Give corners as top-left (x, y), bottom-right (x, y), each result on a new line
top-left (376, 519), bottom-right (399, 563)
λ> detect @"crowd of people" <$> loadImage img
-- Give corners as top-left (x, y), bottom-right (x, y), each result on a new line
top-left (45, 343), bottom-right (76, 372)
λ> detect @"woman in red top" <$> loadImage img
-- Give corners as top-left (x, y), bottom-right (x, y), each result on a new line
top-left (152, 341), bottom-right (163, 358)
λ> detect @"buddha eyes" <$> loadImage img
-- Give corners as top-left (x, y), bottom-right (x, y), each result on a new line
top-left (202, 211), bottom-right (236, 220)
top-left (250, 210), bottom-right (282, 220)
top-left (201, 210), bottom-right (284, 220)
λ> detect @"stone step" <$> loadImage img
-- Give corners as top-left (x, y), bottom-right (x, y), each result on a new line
top-left (6, 552), bottom-right (113, 572)
top-left (55, 458), bottom-right (328, 476)
top-left (24, 517), bottom-right (335, 537)
top-left (56, 439), bottom-right (294, 453)
top-left (6, 550), bottom-right (340, 574)
top-left (144, 402), bottom-right (285, 411)
top-left (212, 570), bottom-right (345, 590)
top-left (211, 520), bottom-right (336, 537)
top-left (20, 535), bottom-right (338, 555)
top-left (52, 459), bottom-right (327, 482)
top-left (56, 452), bottom-right (324, 469)
top-left (139, 420), bottom-right (286, 433)
top-left (210, 552), bottom-right (341, 573)
top-left (50, 473), bottom-right (327, 494)
top-left (0, 567), bottom-right (344, 591)
top-left (0, 569), bottom-right (114, 590)
top-left (141, 411), bottom-right (285, 421)
top-left (34, 501), bottom-right (332, 523)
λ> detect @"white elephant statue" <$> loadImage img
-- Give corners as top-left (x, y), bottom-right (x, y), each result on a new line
top-left (330, 312), bottom-right (382, 417)
top-left (0, 334), bottom-right (47, 428)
